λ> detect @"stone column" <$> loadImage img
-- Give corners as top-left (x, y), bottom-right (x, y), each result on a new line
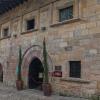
top-left (78, 0), bottom-right (87, 18)
top-left (74, 0), bottom-right (79, 18)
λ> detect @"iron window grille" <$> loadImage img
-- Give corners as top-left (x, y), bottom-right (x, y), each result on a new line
top-left (59, 5), bottom-right (73, 22)
top-left (69, 61), bottom-right (81, 78)
top-left (26, 19), bottom-right (35, 30)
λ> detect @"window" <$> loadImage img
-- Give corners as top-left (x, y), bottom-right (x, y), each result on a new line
top-left (3, 28), bottom-right (9, 37)
top-left (55, 66), bottom-right (62, 71)
top-left (54, 66), bottom-right (62, 77)
top-left (69, 61), bottom-right (81, 78)
top-left (59, 6), bottom-right (73, 22)
top-left (26, 19), bottom-right (35, 30)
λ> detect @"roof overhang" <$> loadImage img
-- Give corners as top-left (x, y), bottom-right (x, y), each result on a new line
top-left (0, 0), bottom-right (27, 15)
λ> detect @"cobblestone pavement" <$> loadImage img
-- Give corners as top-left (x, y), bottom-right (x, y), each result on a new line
top-left (0, 83), bottom-right (88, 100)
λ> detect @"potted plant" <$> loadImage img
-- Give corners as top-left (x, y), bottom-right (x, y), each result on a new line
top-left (42, 38), bottom-right (52, 96)
top-left (90, 94), bottom-right (100, 100)
top-left (16, 46), bottom-right (23, 90)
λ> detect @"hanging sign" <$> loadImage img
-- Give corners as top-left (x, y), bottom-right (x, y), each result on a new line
top-left (39, 73), bottom-right (43, 78)
top-left (53, 71), bottom-right (62, 77)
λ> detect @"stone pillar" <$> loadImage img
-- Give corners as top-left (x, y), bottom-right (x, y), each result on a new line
top-left (74, 0), bottom-right (79, 18)
top-left (78, 0), bottom-right (87, 18)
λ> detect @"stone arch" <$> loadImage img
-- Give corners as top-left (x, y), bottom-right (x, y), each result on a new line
top-left (21, 45), bottom-right (53, 88)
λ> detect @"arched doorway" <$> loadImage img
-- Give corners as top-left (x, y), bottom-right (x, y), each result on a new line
top-left (21, 45), bottom-right (53, 88)
top-left (28, 57), bottom-right (44, 90)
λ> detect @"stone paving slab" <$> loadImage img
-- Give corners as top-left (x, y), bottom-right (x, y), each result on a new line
top-left (0, 83), bottom-right (88, 100)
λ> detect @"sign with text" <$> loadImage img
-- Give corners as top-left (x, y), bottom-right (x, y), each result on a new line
top-left (53, 71), bottom-right (62, 77)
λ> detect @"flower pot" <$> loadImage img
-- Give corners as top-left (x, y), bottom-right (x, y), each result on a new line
top-left (16, 80), bottom-right (23, 90)
top-left (42, 83), bottom-right (52, 96)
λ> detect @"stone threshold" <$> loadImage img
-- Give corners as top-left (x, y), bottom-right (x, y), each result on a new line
top-left (61, 78), bottom-right (91, 84)
top-left (50, 18), bottom-right (82, 27)
top-left (21, 29), bottom-right (38, 35)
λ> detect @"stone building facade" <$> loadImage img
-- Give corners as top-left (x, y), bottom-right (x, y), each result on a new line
top-left (0, 0), bottom-right (100, 97)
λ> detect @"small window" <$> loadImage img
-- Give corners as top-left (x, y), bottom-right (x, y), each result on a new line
top-left (69, 61), bottom-right (81, 78)
top-left (3, 28), bottom-right (9, 37)
top-left (55, 66), bottom-right (62, 71)
top-left (59, 6), bottom-right (73, 22)
top-left (26, 19), bottom-right (35, 30)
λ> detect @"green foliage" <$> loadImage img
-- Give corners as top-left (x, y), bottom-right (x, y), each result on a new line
top-left (17, 46), bottom-right (22, 80)
top-left (43, 38), bottom-right (49, 83)
top-left (90, 95), bottom-right (100, 100)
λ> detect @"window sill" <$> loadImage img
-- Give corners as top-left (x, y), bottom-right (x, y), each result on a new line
top-left (0, 36), bottom-right (11, 40)
top-left (61, 78), bottom-right (91, 84)
top-left (50, 18), bottom-right (81, 27)
top-left (21, 29), bottom-right (38, 35)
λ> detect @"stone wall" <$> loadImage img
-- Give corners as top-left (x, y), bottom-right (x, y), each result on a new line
top-left (0, 0), bottom-right (100, 97)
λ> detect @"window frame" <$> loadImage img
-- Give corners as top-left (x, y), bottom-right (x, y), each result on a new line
top-left (26, 18), bottom-right (35, 31)
top-left (51, 0), bottom-right (81, 26)
top-left (59, 5), bottom-right (74, 22)
top-left (69, 61), bottom-right (81, 78)
top-left (3, 27), bottom-right (9, 37)
top-left (55, 66), bottom-right (62, 71)
top-left (23, 15), bottom-right (36, 33)
top-left (1, 22), bottom-right (10, 38)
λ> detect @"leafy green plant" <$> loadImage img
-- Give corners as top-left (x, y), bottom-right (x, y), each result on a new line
top-left (43, 38), bottom-right (49, 83)
top-left (42, 38), bottom-right (52, 96)
top-left (90, 95), bottom-right (100, 100)
top-left (17, 46), bottom-right (22, 80)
